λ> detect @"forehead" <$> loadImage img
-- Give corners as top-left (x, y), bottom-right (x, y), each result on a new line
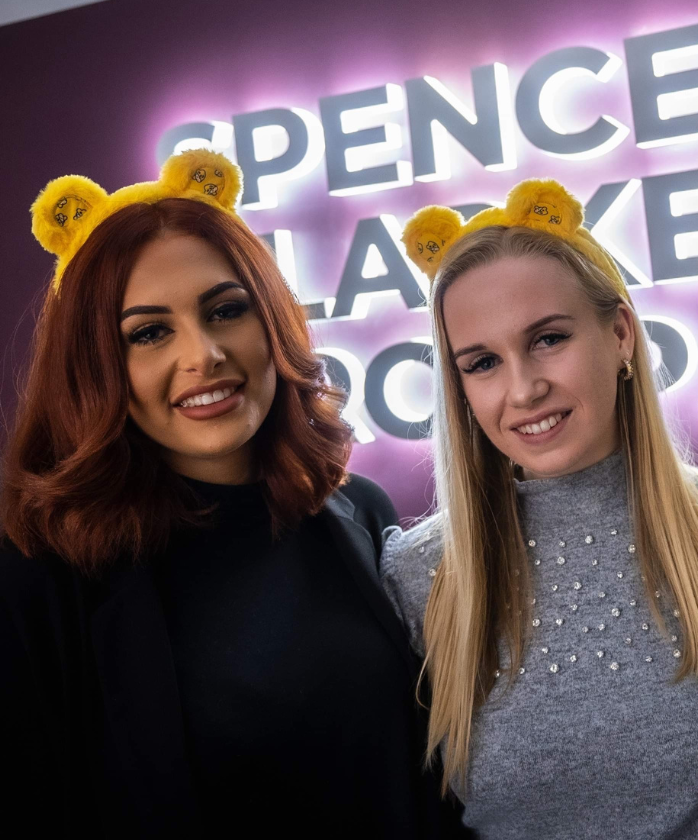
top-left (442, 255), bottom-right (585, 346)
top-left (123, 233), bottom-right (239, 304)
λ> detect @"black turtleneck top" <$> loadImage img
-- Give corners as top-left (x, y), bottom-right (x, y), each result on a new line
top-left (150, 474), bottom-right (445, 837)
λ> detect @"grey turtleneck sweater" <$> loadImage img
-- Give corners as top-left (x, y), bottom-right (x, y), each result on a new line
top-left (381, 452), bottom-right (698, 839)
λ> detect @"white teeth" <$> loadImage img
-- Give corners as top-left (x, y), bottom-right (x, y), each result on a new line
top-left (517, 412), bottom-right (566, 435)
top-left (180, 386), bottom-right (235, 408)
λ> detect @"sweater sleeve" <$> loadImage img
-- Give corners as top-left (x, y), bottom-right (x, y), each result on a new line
top-left (379, 515), bottom-right (444, 658)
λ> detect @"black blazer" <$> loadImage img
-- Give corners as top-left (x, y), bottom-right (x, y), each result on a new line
top-left (0, 476), bottom-right (467, 838)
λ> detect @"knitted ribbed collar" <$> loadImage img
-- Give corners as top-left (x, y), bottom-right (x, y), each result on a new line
top-left (514, 450), bottom-right (628, 528)
top-left (179, 473), bottom-right (269, 527)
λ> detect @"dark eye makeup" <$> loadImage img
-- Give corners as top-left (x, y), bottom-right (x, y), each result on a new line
top-left (461, 331), bottom-right (571, 374)
top-left (126, 300), bottom-right (250, 346)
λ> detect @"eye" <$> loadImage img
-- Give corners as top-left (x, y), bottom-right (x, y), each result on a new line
top-left (127, 323), bottom-right (171, 346)
top-left (462, 353), bottom-right (499, 375)
top-left (534, 331), bottom-right (570, 349)
top-left (210, 300), bottom-right (249, 321)
top-left (126, 301), bottom-right (250, 347)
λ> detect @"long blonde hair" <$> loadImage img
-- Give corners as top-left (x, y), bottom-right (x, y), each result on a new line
top-left (424, 225), bottom-right (698, 793)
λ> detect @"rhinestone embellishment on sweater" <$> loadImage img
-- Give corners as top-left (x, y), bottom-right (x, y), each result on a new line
top-left (516, 501), bottom-right (681, 681)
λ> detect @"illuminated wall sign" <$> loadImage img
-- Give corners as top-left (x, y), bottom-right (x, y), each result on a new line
top-left (156, 21), bottom-right (698, 444)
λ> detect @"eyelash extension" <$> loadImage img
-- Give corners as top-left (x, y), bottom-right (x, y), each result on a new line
top-left (127, 301), bottom-right (250, 346)
top-left (462, 331), bottom-right (571, 374)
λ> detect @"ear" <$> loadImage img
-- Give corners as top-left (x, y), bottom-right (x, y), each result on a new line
top-left (160, 149), bottom-right (243, 211)
top-left (613, 302), bottom-right (635, 361)
top-left (31, 175), bottom-right (109, 256)
top-left (401, 205), bottom-right (465, 281)
top-left (505, 179), bottom-right (584, 237)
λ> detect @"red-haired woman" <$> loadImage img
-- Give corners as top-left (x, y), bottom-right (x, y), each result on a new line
top-left (0, 153), bottom-right (465, 839)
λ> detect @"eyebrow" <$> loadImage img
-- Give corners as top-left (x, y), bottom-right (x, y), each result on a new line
top-left (452, 314), bottom-right (575, 360)
top-left (120, 281), bottom-right (245, 322)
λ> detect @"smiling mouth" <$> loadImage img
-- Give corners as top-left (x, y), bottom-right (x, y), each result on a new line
top-left (177, 384), bottom-right (241, 408)
top-left (515, 410), bottom-right (572, 436)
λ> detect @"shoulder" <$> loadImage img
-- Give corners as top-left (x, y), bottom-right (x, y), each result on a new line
top-left (0, 537), bottom-right (63, 590)
top-left (334, 473), bottom-right (399, 553)
top-left (0, 536), bottom-right (81, 619)
top-left (0, 537), bottom-right (88, 681)
top-left (381, 513), bottom-right (444, 576)
top-left (339, 473), bottom-right (397, 520)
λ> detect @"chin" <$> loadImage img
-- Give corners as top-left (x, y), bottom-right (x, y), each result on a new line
top-left (192, 438), bottom-right (251, 458)
top-left (516, 448), bottom-right (583, 480)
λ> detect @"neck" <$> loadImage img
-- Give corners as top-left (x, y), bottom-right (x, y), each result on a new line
top-left (161, 443), bottom-right (257, 485)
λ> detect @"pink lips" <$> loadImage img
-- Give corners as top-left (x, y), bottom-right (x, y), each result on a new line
top-left (512, 410), bottom-right (572, 445)
top-left (174, 386), bottom-right (245, 421)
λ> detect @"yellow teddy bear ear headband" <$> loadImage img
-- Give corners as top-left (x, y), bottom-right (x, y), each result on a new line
top-left (401, 178), bottom-right (628, 300)
top-left (31, 149), bottom-right (244, 293)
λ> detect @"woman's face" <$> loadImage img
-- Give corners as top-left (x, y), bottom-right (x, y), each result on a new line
top-left (120, 232), bottom-right (277, 484)
top-left (442, 254), bottom-right (635, 480)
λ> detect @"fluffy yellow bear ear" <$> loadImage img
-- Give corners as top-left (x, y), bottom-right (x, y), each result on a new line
top-left (31, 175), bottom-right (109, 256)
top-left (160, 149), bottom-right (243, 211)
top-left (505, 179), bottom-right (584, 237)
top-left (401, 205), bottom-right (465, 281)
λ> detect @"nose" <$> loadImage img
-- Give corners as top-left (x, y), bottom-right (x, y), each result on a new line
top-left (179, 325), bottom-right (226, 374)
top-left (506, 358), bottom-right (549, 408)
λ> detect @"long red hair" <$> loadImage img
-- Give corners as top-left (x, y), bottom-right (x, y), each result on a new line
top-left (0, 199), bottom-right (351, 574)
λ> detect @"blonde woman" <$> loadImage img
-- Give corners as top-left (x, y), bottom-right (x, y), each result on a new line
top-left (380, 180), bottom-right (698, 839)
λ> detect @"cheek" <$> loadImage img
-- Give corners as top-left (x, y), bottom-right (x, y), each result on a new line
top-left (564, 343), bottom-right (617, 409)
top-left (243, 327), bottom-right (277, 397)
top-left (125, 353), bottom-right (169, 415)
top-left (462, 377), bottom-right (501, 429)
top-left (125, 358), bottom-right (152, 408)
top-left (257, 353), bottom-right (277, 404)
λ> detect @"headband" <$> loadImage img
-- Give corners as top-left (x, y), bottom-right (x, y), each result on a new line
top-left (401, 178), bottom-right (628, 300)
top-left (31, 149), bottom-right (243, 293)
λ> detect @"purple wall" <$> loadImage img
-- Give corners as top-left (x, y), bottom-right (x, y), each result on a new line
top-left (2, 0), bottom-right (698, 520)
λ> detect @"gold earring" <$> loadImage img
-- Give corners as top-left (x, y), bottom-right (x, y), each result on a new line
top-left (621, 358), bottom-right (634, 381)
